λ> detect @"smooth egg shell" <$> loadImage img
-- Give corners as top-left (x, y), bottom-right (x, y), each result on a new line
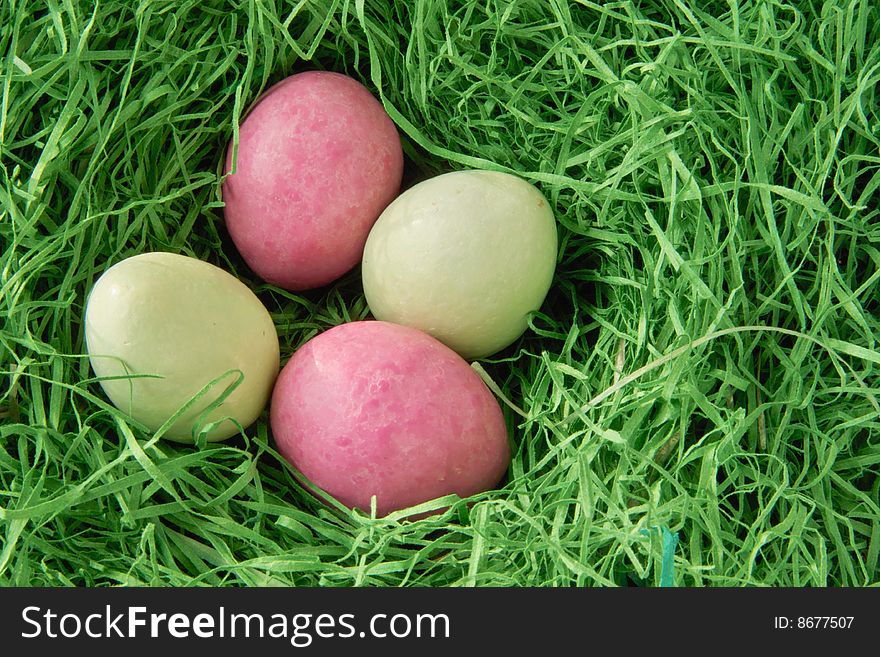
top-left (222, 71), bottom-right (403, 291)
top-left (270, 321), bottom-right (510, 517)
top-left (361, 170), bottom-right (558, 360)
top-left (85, 252), bottom-right (280, 442)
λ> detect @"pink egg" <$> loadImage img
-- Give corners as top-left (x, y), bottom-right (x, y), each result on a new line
top-left (222, 71), bottom-right (403, 290)
top-left (270, 321), bottom-right (510, 517)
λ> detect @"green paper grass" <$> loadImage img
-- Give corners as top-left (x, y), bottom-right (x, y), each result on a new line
top-left (1, 0), bottom-right (879, 587)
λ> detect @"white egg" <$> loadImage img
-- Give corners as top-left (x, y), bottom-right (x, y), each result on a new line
top-left (361, 170), bottom-right (558, 359)
top-left (84, 252), bottom-right (280, 442)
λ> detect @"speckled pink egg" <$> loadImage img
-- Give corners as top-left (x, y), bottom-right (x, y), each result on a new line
top-left (222, 71), bottom-right (403, 290)
top-left (270, 321), bottom-right (510, 517)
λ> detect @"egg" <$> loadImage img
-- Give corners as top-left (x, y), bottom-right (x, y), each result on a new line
top-left (361, 170), bottom-right (558, 360)
top-left (270, 321), bottom-right (510, 517)
top-left (222, 71), bottom-right (404, 291)
top-left (84, 252), bottom-right (280, 442)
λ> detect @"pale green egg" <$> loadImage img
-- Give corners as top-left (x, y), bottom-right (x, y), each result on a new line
top-left (362, 170), bottom-right (558, 360)
top-left (84, 252), bottom-right (280, 442)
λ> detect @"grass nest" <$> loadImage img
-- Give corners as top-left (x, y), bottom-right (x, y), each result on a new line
top-left (1, 0), bottom-right (878, 586)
